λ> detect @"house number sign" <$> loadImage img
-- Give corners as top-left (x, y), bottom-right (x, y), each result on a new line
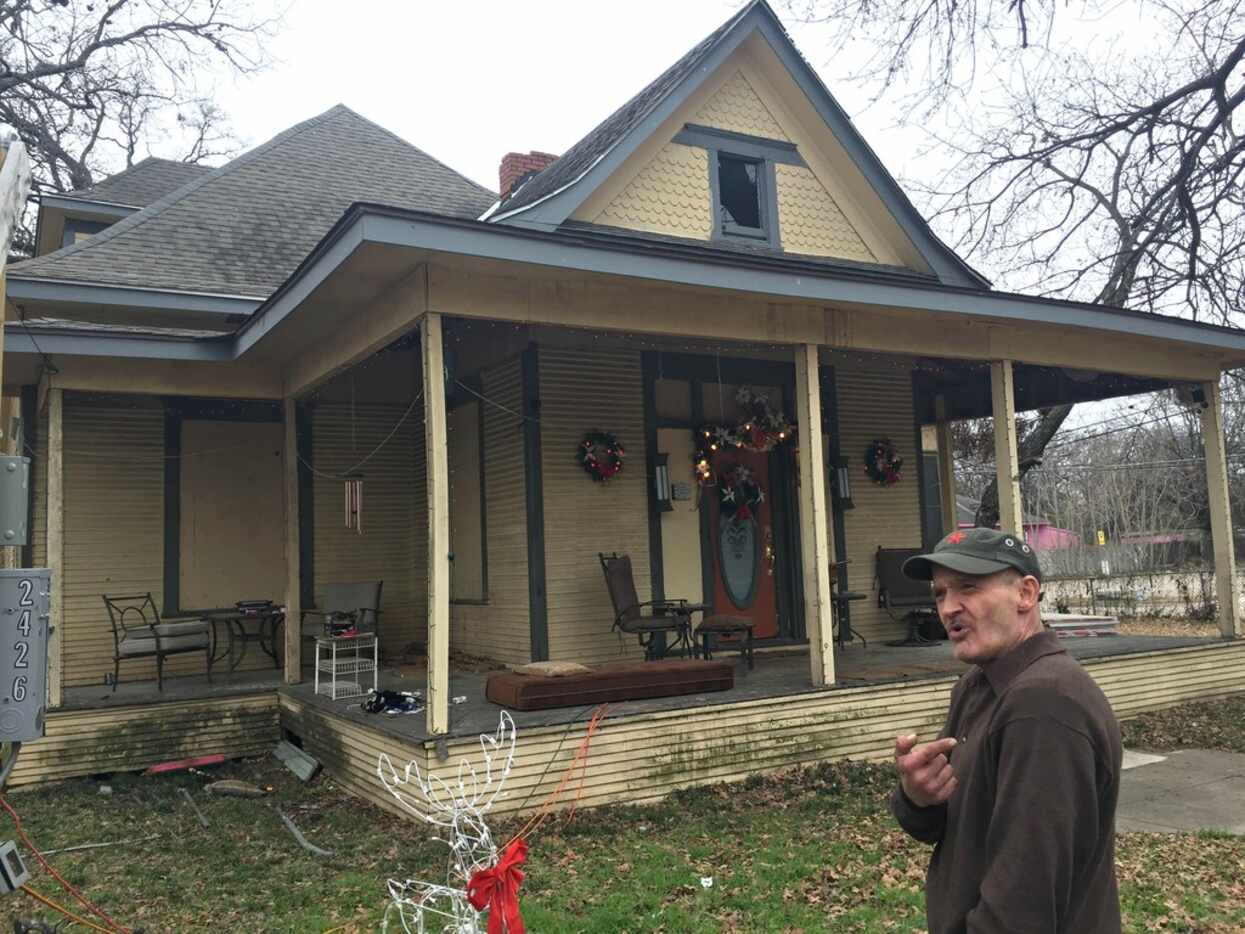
top-left (0, 570), bottom-right (49, 743)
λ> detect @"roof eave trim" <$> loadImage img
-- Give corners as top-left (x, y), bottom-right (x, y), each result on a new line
top-left (5, 327), bottom-right (234, 361)
top-left (239, 207), bottom-right (1245, 363)
top-left (5, 278), bottom-right (263, 316)
top-left (38, 195), bottom-right (137, 217)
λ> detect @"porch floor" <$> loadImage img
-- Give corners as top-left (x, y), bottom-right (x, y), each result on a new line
top-left (59, 633), bottom-right (1222, 723)
top-left (279, 633), bottom-right (1225, 746)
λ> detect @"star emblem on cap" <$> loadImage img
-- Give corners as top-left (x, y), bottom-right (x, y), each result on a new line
top-left (946, 531), bottom-right (966, 544)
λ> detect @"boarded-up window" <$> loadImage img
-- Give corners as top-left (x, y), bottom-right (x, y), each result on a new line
top-left (448, 402), bottom-right (485, 601)
top-left (179, 420), bottom-right (285, 609)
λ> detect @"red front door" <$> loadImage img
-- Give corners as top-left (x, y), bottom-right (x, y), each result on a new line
top-left (706, 448), bottom-right (780, 639)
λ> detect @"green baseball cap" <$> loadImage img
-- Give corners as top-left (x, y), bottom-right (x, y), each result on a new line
top-left (902, 527), bottom-right (1043, 582)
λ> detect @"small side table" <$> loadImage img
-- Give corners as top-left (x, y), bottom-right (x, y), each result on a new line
top-left (314, 634), bottom-right (378, 701)
top-left (696, 617), bottom-right (755, 670)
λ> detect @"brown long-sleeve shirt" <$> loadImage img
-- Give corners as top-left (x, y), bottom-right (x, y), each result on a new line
top-left (891, 629), bottom-right (1122, 933)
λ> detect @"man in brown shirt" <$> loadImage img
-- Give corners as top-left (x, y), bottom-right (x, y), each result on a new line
top-left (891, 528), bottom-right (1122, 933)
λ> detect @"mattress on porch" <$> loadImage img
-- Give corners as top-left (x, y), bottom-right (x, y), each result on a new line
top-left (485, 659), bottom-right (735, 711)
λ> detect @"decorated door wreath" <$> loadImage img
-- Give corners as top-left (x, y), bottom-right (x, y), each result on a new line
top-left (864, 438), bottom-right (903, 486)
top-left (577, 431), bottom-right (625, 482)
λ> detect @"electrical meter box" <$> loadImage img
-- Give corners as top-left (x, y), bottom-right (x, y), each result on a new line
top-left (0, 457), bottom-right (29, 548)
top-left (0, 569), bottom-right (49, 743)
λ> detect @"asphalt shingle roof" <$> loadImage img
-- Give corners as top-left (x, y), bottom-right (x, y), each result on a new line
top-left (13, 105), bottom-right (496, 298)
top-left (494, 4), bottom-right (752, 216)
top-left (59, 157), bottom-right (212, 208)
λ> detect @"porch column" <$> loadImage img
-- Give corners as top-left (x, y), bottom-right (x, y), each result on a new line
top-left (422, 313), bottom-right (451, 735)
top-left (46, 387), bottom-right (63, 708)
top-left (282, 398), bottom-right (301, 683)
top-left (1200, 379), bottom-right (1240, 637)
top-left (990, 361), bottom-right (1024, 535)
top-left (794, 345), bottom-right (836, 686)
top-left (935, 395), bottom-right (957, 536)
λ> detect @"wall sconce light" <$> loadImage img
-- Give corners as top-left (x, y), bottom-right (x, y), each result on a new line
top-left (654, 453), bottom-right (674, 512)
top-left (832, 459), bottom-right (854, 510)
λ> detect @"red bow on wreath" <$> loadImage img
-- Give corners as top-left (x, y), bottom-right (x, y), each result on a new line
top-left (467, 838), bottom-right (528, 934)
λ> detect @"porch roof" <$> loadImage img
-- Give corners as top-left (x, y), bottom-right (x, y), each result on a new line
top-left (9, 203), bottom-right (1245, 388)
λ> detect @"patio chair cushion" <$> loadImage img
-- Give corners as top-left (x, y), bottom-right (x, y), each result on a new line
top-left (118, 621), bottom-right (209, 656)
top-left (485, 659), bottom-right (734, 711)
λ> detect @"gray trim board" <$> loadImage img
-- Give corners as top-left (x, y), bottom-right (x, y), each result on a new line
top-left (5, 277), bottom-right (262, 316)
top-left (820, 364), bottom-right (849, 613)
top-left (20, 386), bottom-right (36, 571)
top-left (910, 372), bottom-right (934, 549)
top-left (673, 124), bottom-right (807, 166)
top-left (297, 402), bottom-right (314, 607)
top-left (520, 345), bottom-right (549, 662)
top-left (641, 352), bottom-right (666, 602)
top-left (349, 210), bottom-right (1245, 356)
top-left (162, 409), bottom-right (181, 618)
top-left (4, 327), bottom-right (233, 361)
top-left (39, 196), bottom-right (136, 217)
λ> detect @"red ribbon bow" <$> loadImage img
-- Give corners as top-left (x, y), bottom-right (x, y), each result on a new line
top-left (467, 838), bottom-right (528, 934)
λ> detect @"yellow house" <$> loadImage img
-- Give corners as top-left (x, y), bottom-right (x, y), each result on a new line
top-left (4, 1), bottom-right (1245, 812)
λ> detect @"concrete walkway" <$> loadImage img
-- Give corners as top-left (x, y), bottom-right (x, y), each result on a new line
top-left (1117, 749), bottom-right (1245, 834)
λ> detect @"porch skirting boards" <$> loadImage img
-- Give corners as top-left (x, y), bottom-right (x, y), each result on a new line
top-left (6, 640), bottom-right (1244, 798)
top-left (7, 693), bottom-right (279, 788)
top-left (279, 639), bottom-right (1245, 820)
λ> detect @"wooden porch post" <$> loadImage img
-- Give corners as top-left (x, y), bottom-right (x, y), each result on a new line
top-left (794, 345), bottom-right (836, 686)
top-left (1200, 379), bottom-right (1240, 638)
top-left (422, 313), bottom-right (451, 735)
top-left (935, 395), bottom-right (957, 536)
top-left (990, 361), bottom-right (1024, 535)
top-left (46, 387), bottom-right (63, 708)
top-left (282, 398), bottom-right (301, 683)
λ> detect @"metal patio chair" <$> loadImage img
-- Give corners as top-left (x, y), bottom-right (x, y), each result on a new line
top-left (103, 592), bottom-right (212, 691)
top-left (301, 581), bottom-right (384, 640)
top-left (599, 553), bottom-right (698, 661)
top-left (875, 547), bottom-right (941, 647)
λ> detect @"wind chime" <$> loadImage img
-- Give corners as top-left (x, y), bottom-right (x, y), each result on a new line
top-left (344, 376), bottom-right (364, 534)
top-left (344, 474), bottom-right (363, 534)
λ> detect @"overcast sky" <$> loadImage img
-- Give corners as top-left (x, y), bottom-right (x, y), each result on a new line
top-left (213, 1), bottom-right (913, 196)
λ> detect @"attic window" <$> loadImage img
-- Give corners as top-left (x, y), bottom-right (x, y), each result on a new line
top-left (716, 153), bottom-right (769, 242)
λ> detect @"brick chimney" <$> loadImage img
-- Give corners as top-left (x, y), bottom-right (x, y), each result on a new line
top-left (499, 151), bottom-right (558, 200)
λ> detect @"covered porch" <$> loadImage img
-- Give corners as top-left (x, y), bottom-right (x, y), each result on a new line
top-left (7, 213), bottom-right (1245, 800)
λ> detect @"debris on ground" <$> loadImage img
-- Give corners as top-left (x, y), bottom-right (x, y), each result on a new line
top-left (144, 754), bottom-right (226, 775)
top-left (274, 806), bottom-right (333, 857)
top-left (43, 834), bottom-right (160, 856)
top-left (273, 740), bottom-right (321, 782)
top-left (205, 779), bottom-right (268, 798)
top-left (180, 787), bottom-right (209, 828)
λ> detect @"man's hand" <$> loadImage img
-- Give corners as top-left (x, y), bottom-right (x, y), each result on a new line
top-left (895, 733), bottom-right (958, 808)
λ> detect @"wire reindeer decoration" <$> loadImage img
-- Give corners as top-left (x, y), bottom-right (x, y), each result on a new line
top-left (377, 711), bottom-right (517, 933)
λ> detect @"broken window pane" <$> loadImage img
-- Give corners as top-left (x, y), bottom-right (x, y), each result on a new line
top-left (718, 154), bottom-right (762, 231)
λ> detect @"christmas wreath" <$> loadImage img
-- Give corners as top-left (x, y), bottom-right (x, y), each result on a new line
top-left (577, 431), bottom-right (625, 482)
top-left (719, 464), bottom-right (764, 522)
top-left (693, 386), bottom-right (795, 486)
top-left (864, 438), bottom-right (903, 486)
